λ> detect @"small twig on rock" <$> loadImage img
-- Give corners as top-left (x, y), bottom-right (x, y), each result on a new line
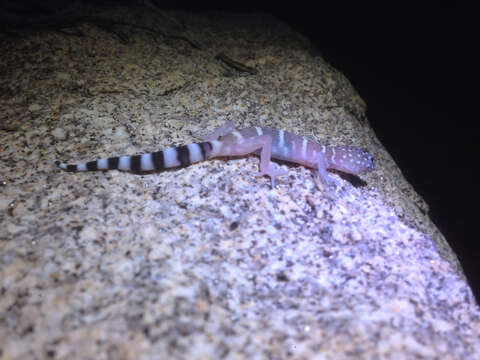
top-left (215, 52), bottom-right (258, 75)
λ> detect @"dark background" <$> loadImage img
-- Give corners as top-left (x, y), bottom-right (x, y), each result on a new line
top-left (2, 2), bottom-right (478, 299)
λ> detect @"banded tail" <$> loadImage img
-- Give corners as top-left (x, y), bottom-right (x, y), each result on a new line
top-left (56, 141), bottom-right (214, 173)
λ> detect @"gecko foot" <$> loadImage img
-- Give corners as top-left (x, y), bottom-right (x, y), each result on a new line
top-left (254, 166), bottom-right (288, 188)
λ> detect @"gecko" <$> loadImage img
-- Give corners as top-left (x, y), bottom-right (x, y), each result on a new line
top-left (55, 122), bottom-right (375, 187)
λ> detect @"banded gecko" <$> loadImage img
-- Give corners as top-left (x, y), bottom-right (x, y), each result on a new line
top-left (56, 122), bottom-right (375, 187)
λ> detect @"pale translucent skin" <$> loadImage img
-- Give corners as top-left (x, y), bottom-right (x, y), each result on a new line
top-left (56, 122), bottom-right (375, 188)
top-left (205, 122), bottom-right (375, 187)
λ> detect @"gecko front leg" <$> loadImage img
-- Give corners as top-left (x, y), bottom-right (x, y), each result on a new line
top-left (315, 154), bottom-right (340, 189)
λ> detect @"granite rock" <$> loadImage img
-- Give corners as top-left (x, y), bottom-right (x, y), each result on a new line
top-left (0, 7), bottom-right (478, 360)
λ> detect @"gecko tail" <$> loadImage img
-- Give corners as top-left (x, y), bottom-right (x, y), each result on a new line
top-left (55, 141), bottom-right (215, 173)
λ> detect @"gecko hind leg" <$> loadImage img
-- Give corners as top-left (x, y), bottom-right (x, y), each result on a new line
top-left (194, 121), bottom-right (237, 141)
top-left (255, 136), bottom-right (288, 187)
top-left (218, 134), bottom-right (287, 187)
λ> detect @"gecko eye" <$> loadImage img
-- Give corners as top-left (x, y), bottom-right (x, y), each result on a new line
top-left (362, 149), bottom-right (375, 170)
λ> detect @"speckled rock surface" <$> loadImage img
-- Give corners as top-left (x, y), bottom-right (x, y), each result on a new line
top-left (1, 7), bottom-right (479, 360)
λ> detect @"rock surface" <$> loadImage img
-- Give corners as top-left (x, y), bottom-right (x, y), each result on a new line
top-left (1, 7), bottom-right (478, 360)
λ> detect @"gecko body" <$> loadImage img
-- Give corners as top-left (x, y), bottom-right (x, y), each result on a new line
top-left (56, 122), bottom-right (375, 187)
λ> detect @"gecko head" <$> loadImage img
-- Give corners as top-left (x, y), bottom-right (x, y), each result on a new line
top-left (359, 148), bottom-right (375, 173)
top-left (329, 146), bottom-right (375, 175)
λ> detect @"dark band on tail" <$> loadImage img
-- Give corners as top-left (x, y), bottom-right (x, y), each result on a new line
top-left (86, 161), bottom-right (98, 171)
top-left (108, 157), bottom-right (119, 169)
top-left (130, 155), bottom-right (142, 172)
top-left (199, 141), bottom-right (212, 160)
top-left (177, 145), bottom-right (190, 167)
top-left (152, 151), bottom-right (164, 170)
